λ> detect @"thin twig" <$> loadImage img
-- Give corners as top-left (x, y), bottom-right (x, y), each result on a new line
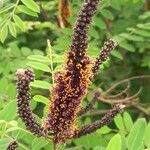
top-left (106, 81), bottom-right (131, 99)
top-left (80, 109), bottom-right (109, 118)
top-left (98, 87), bottom-right (143, 104)
top-left (104, 75), bottom-right (150, 95)
top-left (47, 39), bottom-right (55, 87)
top-left (133, 104), bottom-right (150, 116)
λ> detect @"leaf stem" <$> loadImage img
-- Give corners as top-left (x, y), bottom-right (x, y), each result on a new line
top-left (47, 39), bottom-right (55, 87)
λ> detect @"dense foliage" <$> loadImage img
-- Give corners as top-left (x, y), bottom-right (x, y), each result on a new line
top-left (0, 0), bottom-right (150, 149)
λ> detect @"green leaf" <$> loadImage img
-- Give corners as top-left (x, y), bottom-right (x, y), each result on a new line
top-left (89, 27), bottom-right (100, 39)
top-left (111, 0), bottom-right (121, 10)
top-left (0, 25), bottom-right (8, 43)
top-left (8, 42), bottom-right (22, 57)
top-left (121, 135), bottom-right (127, 150)
top-left (120, 33), bottom-right (144, 42)
top-left (74, 134), bottom-right (103, 149)
top-left (27, 61), bottom-right (51, 72)
top-left (96, 126), bottom-right (112, 134)
top-left (94, 146), bottom-right (106, 150)
top-left (135, 30), bottom-right (150, 37)
top-left (33, 95), bottom-right (49, 105)
top-left (123, 112), bottom-right (133, 132)
top-left (13, 15), bottom-right (25, 32)
top-left (21, 0), bottom-right (40, 13)
top-left (8, 21), bottom-right (17, 38)
top-left (137, 23), bottom-right (150, 30)
top-left (111, 50), bottom-right (123, 60)
top-left (127, 118), bottom-right (147, 150)
top-left (114, 114), bottom-right (125, 130)
top-left (88, 43), bottom-right (99, 57)
top-left (6, 126), bottom-right (19, 133)
top-left (106, 134), bottom-right (121, 150)
top-left (27, 55), bottom-right (50, 63)
top-left (53, 55), bottom-right (64, 63)
top-left (93, 16), bottom-right (106, 29)
top-left (8, 120), bottom-right (18, 127)
top-left (101, 9), bottom-right (114, 20)
top-left (139, 12), bottom-right (150, 20)
top-left (54, 64), bottom-right (63, 72)
top-left (133, 0), bottom-right (140, 3)
top-left (21, 47), bottom-right (32, 56)
top-left (32, 137), bottom-right (49, 150)
top-left (0, 3), bottom-right (14, 14)
top-left (119, 41), bottom-right (135, 52)
top-left (101, 0), bottom-right (110, 9)
top-left (0, 138), bottom-right (11, 150)
top-left (143, 123), bottom-right (150, 148)
top-left (0, 100), bottom-right (17, 121)
top-left (31, 80), bottom-right (51, 90)
top-left (60, 28), bottom-right (73, 35)
top-left (17, 5), bottom-right (38, 17)
top-left (0, 120), bottom-right (6, 124)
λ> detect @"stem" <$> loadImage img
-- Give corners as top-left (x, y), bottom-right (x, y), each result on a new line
top-left (1, 122), bottom-right (8, 138)
top-left (12, 0), bottom-right (20, 17)
top-left (104, 75), bottom-right (150, 95)
top-left (47, 39), bottom-right (55, 87)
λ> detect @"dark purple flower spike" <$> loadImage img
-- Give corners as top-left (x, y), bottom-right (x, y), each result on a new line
top-left (44, 0), bottom-right (102, 144)
top-left (16, 69), bottom-right (44, 136)
top-left (7, 141), bottom-right (18, 150)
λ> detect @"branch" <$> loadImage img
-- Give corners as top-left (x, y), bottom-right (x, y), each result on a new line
top-left (133, 104), bottom-right (150, 117)
top-left (98, 87), bottom-right (143, 104)
top-left (80, 109), bottom-right (109, 118)
top-left (106, 81), bottom-right (131, 99)
top-left (104, 75), bottom-right (150, 95)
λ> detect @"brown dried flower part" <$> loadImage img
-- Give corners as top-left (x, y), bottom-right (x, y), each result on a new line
top-left (92, 39), bottom-right (118, 75)
top-left (16, 69), bottom-right (44, 136)
top-left (58, 0), bottom-right (72, 28)
top-left (74, 104), bottom-right (125, 138)
top-left (7, 141), bottom-right (18, 150)
top-left (44, 0), bottom-right (101, 145)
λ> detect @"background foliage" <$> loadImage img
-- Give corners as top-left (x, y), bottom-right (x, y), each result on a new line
top-left (0, 0), bottom-right (150, 149)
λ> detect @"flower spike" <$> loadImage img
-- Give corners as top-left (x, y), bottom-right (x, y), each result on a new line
top-left (7, 141), bottom-right (18, 150)
top-left (74, 104), bottom-right (125, 138)
top-left (16, 69), bottom-right (44, 136)
top-left (44, 0), bottom-right (101, 145)
top-left (71, 0), bottom-right (101, 53)
top-left (92, 39), bottom-right (118, 76)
